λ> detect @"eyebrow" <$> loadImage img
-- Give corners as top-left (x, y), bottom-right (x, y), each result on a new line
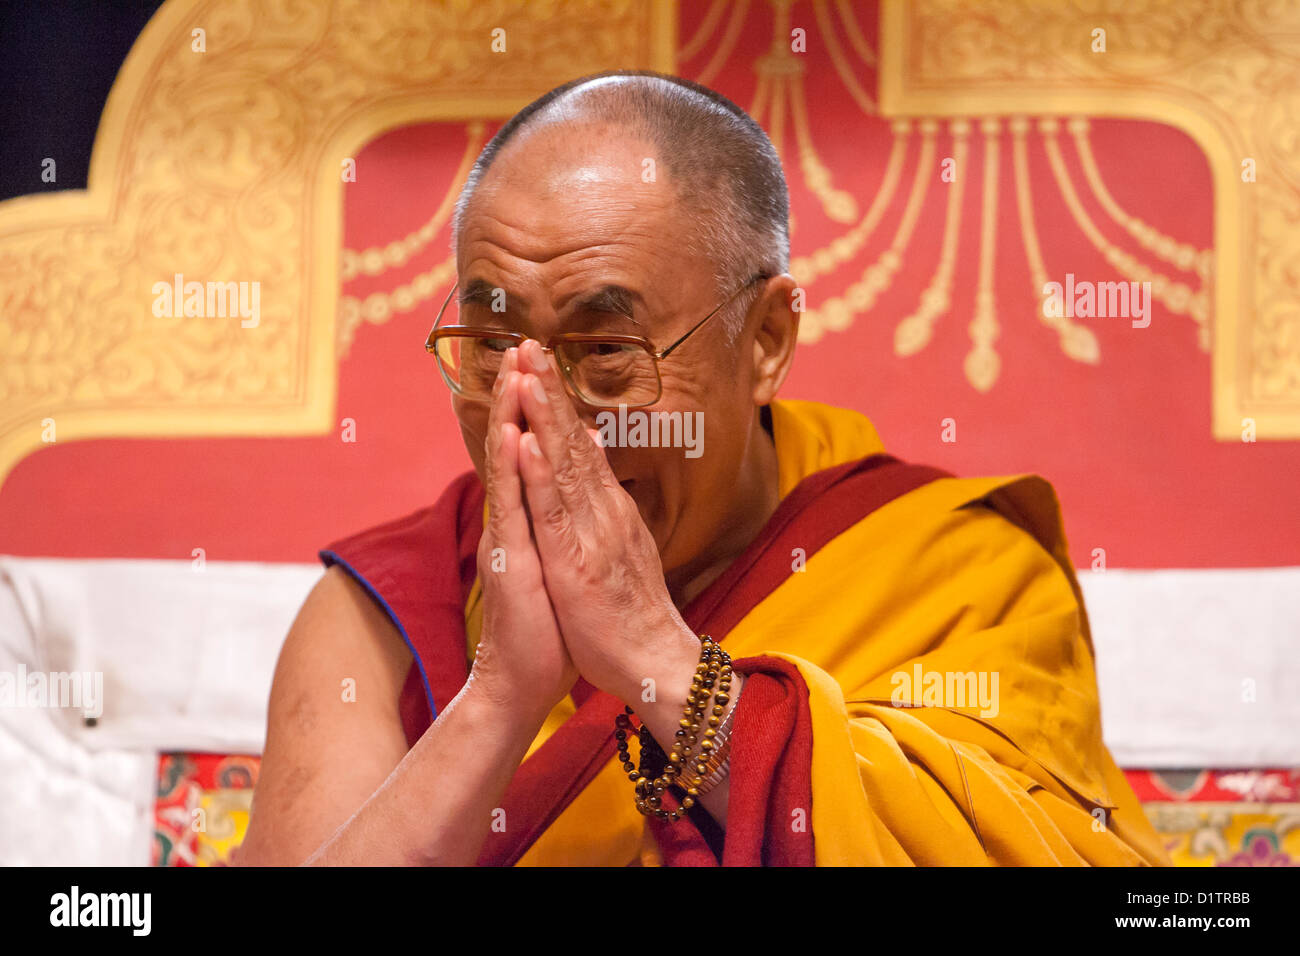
top-left (458, 278), bottom-right (508, 311)
top-left (458, 279), bottom-right (644, 328)
top-left (568, 285), bottom-right (642, 327)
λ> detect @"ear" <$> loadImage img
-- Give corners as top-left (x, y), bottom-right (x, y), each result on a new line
top-left (749, 274), bottom-right (800, 406)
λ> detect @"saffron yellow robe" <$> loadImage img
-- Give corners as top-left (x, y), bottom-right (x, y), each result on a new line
top-left (463, 399), bottom-right (1171, 866)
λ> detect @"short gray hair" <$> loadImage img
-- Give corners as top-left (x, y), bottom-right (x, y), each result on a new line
top-left (450, 71), bottom-right (789, 342)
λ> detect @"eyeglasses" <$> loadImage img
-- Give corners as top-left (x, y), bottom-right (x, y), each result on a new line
top-left (425, 273), bottom-right (769, 409)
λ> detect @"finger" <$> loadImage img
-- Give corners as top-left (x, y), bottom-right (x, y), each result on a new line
top-left (485, 411), bottom-right (549, 594)
top-left (484, 353), bottom-right (533, 550)
top-left (487, 348), bottom-right (521, 453)
top-left (515, 337), bottom-right (586, 465)
top-left (484, 349), bottom-right (521, 492)
top-left (516, 340), bottom-right (616, 501)
top-left (491, 421), bottom-right (536, 558)
top-left (585, 427), bottom-right (615, 477)
top-left (517, 429), bottom-right (580, 566)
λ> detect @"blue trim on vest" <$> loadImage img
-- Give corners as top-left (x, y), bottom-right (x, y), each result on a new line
top-left (319, 549), bottom-right (438, 722)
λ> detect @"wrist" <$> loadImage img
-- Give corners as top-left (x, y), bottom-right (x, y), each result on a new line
top-left (615, 620), bottom-right (699, 712)
top-left (460, 669), bottom-right (556, 735)
top-left (620, 624), bottom-right (705, 751)
top-left (614, 635), bottom-right (741, 824)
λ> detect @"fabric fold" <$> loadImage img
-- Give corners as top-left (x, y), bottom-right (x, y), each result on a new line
top-left (316, 398), bottom-right (1170, 866)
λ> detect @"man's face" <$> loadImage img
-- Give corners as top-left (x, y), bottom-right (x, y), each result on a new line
top-left (452, 121), bottom-right (760, 577)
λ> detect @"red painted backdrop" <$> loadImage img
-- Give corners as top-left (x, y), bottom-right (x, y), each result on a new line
top-left (2, 1), bottom-right (1297, 569)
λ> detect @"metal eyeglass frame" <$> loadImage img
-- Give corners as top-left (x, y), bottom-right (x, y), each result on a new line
top-left (425, 272), bottom-right (770, 409)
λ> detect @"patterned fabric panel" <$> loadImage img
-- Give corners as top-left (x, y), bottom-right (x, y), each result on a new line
top-left (151, 757), bottom-right (1300, 866)
top-left (1124, 768), bottom-right (1300, 803)
top-left (1124, 770), bottom-right (1300, 867)
top-left (154, 753), bottom-right (259, 867)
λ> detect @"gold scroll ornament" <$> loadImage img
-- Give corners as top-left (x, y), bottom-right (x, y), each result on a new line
top-left (0, 0), bottom-right (676, 485)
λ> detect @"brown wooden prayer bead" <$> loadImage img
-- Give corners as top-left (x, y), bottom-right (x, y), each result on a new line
top-left (617, 635), bottom-right (732, 819)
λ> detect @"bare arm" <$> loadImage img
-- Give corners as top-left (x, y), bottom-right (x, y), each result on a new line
top-left (304, 670), bottom-right (550, 866)
top-left (236, 566), bottom-right (549, 866)
top-left (239, 351), bottom-right (574, 866)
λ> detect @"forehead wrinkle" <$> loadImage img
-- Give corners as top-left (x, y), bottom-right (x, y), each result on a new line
top-left (457, 272), bottom-right (645, 331)
top-left (468, 135), bottom-right (689, 237)
top-left (460, 156), bottom-right (711, 333)
top-left (469, 184), bottom-right (679, 241)
top-left (461, 208), bottom-right (672, 274)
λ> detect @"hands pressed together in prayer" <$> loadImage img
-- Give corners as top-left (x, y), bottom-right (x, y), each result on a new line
top-left (467, 340), bottom-right (732, 806)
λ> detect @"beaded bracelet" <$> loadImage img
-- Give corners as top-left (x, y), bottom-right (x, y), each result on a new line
top-left (615, 635), bottom-right (732, 820)
top-left (673, 685), bottom-right (739, 796)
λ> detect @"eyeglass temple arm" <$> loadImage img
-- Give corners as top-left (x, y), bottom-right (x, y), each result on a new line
top-left (429, 282), bottom-right (459, 340)
top-left (655, 273), bottom-right (769, 359)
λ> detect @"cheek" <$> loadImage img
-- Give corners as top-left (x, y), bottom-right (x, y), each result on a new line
top-left (636, 407), bottom-right (724, 513)
top-left (455, 401), bottom-right (491, 475)
top-left (655, 362), bottom-right (712, 410)
top-left (653, 360), bottom-right (747, 465)
top-left (658, 362), bottom-right (747, 448)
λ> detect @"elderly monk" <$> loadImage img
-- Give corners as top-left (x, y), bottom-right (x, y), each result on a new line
top-left (238, 71), bottom-right (1169, 866)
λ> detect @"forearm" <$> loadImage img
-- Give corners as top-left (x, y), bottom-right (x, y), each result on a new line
top-left (305, 682), bottom-right (548, 866)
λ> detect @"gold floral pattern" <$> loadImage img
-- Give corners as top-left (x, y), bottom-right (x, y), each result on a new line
top-left (0, 0), bottom-right (674, 483)
top-left (879, 0), bottom-right (1300, 436)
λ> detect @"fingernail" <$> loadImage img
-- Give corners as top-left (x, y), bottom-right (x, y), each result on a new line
top-left (527, 343), bottom-right (549, 374)
top-left (529, 375), bottom-right (548, 404)
top-left (524, 433), bottom-right (543, 458)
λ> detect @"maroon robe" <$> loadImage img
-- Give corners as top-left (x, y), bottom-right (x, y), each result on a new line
top-left (320, 453), bottom-right (948, 865)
